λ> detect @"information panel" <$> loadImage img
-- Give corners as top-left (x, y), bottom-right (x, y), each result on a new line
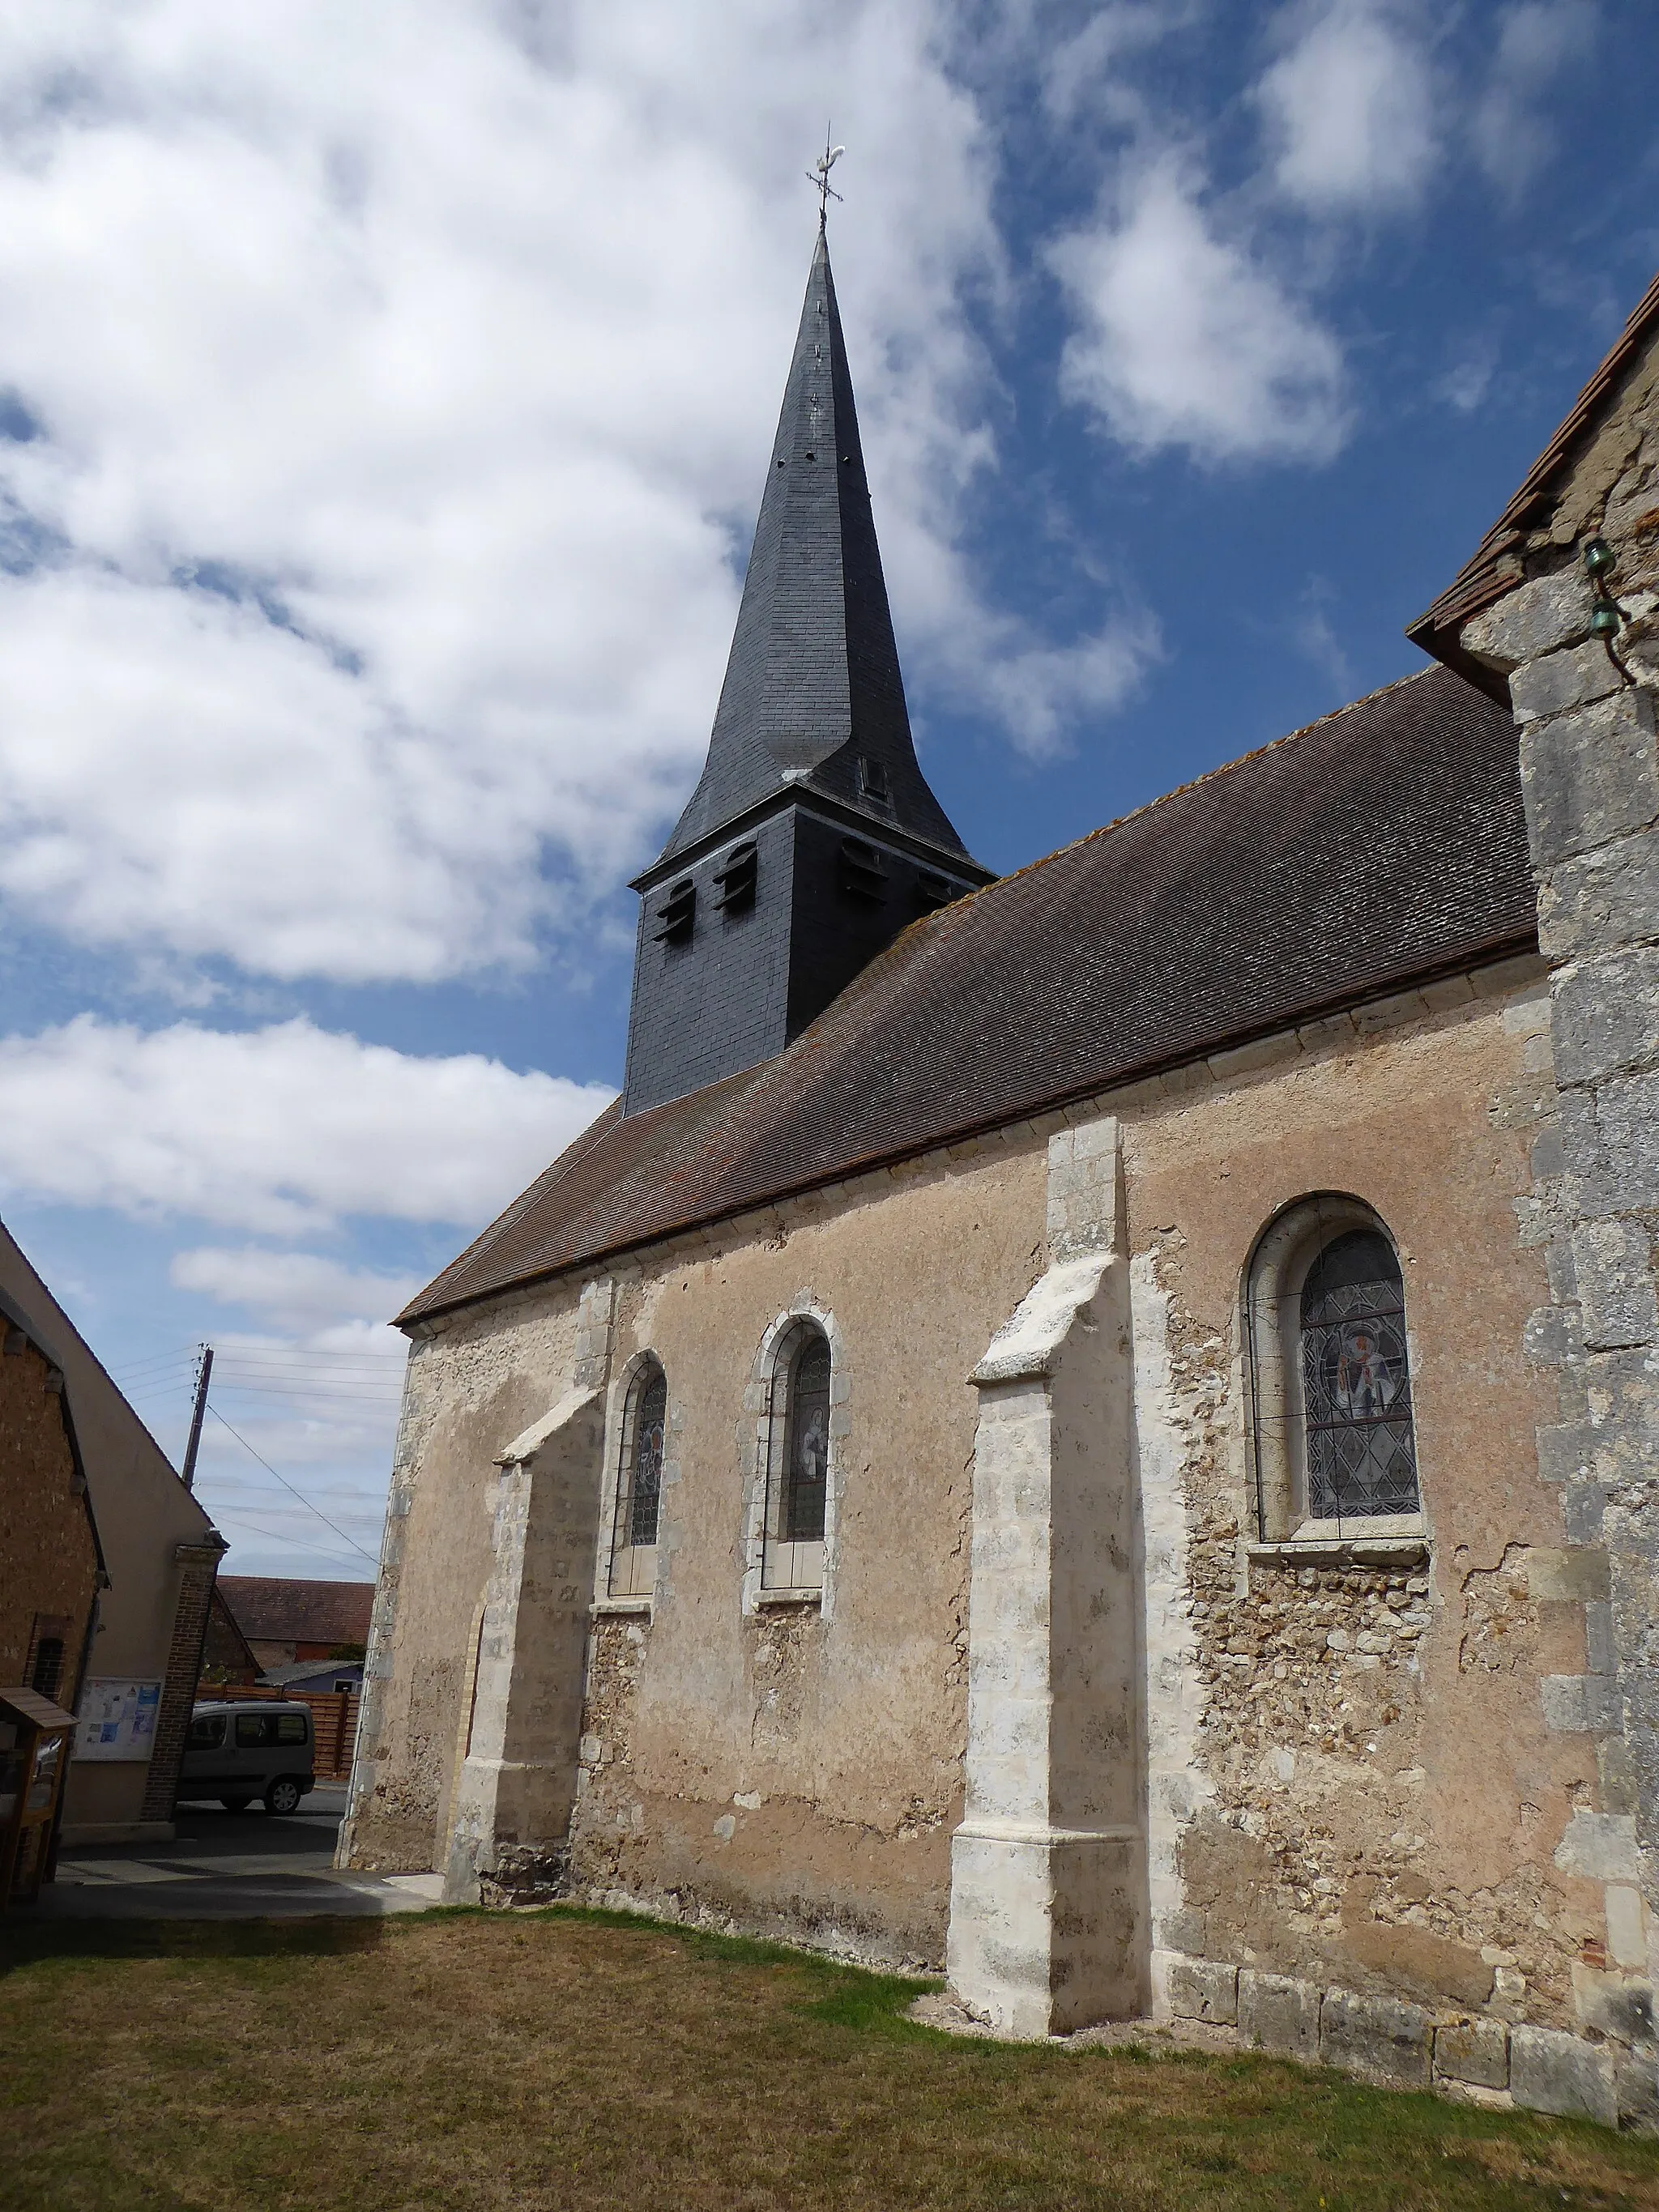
top-left (75, 1678), bottom-right (162, 1762)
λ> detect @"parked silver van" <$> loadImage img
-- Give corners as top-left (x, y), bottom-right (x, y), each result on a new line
top-left (179, 1701), bottom-right (316, 1815)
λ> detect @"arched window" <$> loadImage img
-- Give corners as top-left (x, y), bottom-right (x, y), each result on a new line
top-left (608, 1358), bottom-right (667, 1598)
top-left (762, 1322), bottom-right (832, 1592)
top-left (1245, 1198), bottom-right (1421, 1540)
top-left (1299, 1230), bottom-right (1418, 1522)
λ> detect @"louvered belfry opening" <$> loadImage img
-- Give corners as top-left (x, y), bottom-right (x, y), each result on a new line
top-left (621, 227), bottom-right (992, 1119)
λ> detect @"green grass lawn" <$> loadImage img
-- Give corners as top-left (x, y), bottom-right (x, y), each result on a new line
top-left (4, 1906), bottom-right (1658, 2211)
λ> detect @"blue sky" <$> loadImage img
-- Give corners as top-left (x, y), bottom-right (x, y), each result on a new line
top-left (0, 0), bottom-right (1653, 1582)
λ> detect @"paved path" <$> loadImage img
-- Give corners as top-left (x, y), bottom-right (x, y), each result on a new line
top-left (38, 1788), bottom-right (445, 1920)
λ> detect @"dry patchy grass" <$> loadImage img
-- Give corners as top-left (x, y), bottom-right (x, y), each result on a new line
top-left (3, 1906), bottom-right (1659, 2211)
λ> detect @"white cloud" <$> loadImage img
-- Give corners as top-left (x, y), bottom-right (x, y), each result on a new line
top-left (1473, 2), bottom-right (1595, 200)
top-left (171, 1247), bottom-right (420, 1336)
top-left (972, 613), bottom-right (1163, 761)
top-left (1048, 153), bottom-right (1349, 464)
top-left (1254, 1), bottom-right (1437, 214)
top-left (0, 1), bottom-right (1145, 986)
top-left (0, 1014), bottom-right (613, 1234)
top-left (1038, 4), bottom-right (1198, 126)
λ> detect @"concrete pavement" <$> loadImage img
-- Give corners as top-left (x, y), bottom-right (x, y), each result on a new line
top-left (36, 1787), bottom-right (445, 1920)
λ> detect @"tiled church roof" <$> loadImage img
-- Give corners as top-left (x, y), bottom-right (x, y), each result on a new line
top-left (402, 664), bottom-right (1536, 1324)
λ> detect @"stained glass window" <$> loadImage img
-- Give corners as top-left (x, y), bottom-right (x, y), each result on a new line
top-left (783, 1336), bottom-right (831, 1544)
top-left (1299, 1230), bottom-right (1419, 1519)
top-left (627, 1366), bottom-right (666, 1548)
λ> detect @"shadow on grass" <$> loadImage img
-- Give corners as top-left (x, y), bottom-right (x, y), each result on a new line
top-left (0, 1910), bottom-right (390, 1980)
top-left (436, 1898), bottom-right (943, 2034)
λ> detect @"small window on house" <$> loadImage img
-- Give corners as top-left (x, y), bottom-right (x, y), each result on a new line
top-left (608, 1359), bottom-right (667, 1599)
top-left (654, 879), bottom-right (696, 946)
top-left (1246, 1198), bottom-right (1422, 1541)
top-left (859, 756), bottom-right (890, 804)
top-left (29, 1638), bottom-right (65, 1702)
top-left (713, 842), bottom-right (757, 916)
top-left (915, 869), bottom-right (955, 914)
top-left (761, 1323), bottom-right (832, 1593)
top-left (838, 837), bottom-right (887, 902)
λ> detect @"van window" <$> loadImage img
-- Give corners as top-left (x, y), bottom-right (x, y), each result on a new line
top-left (189, 1714), bottom-right (226, 1750)
top-left (234, 1710), bottom-right (309, 1748)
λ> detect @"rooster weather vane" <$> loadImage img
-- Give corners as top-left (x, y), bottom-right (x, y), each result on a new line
top-left (808, 130), bottom-right (845, 226)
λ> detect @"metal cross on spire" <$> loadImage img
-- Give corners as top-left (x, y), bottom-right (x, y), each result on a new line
top-left (807, 128), bottom-right (844, 227)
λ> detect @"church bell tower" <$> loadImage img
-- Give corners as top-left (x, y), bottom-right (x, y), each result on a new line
top-left (621, 225), bottom-right (992, 1116)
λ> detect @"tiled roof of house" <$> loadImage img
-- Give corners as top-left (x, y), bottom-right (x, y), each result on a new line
top-left (403, 663), bottom-right (1535, 1325)
top-left (217, 1577), bottom-right (374, 1647)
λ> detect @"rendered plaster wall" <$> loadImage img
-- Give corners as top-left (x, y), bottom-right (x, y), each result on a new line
top-left (561, 1143), bottom-right (1049, 1969)
top-left (1447, 328), bottom-right (1659, 2069)
top-left (339, 1273), bottom-right (588, 1871)
top-left (1119, 965), bottom-right (1623, 2044)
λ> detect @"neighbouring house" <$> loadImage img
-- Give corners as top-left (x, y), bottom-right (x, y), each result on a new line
top-left (216, 1578), bottom-right (373, 1671)
top-left (0, 1217), bottom-right (225, 1847)
top-left (258, 1657), bottom-right (365, 1696)
top-left (342, 237), bottom-right (1659, 2129)
top-left (198, 1585), bottom-right (261, 1686)
top-left (1, 1284), bottom-right (104, 1726)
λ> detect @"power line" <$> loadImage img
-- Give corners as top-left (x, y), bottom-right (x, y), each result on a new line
top-left (110, 1356), bottom-right (198, 1384)
top-left (204, 1404), bottom-right (381, 1566)
top-left (211, 1386), bottom-right (403, 1411)
top-left (198, 1471), bottom-right (383, 1523)
top-left (209, 1509), bottom-right (381, 1575)
top-left (212, 1346), bottom-right (404, 1364)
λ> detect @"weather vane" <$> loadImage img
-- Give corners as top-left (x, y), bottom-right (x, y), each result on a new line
top-left (808, 128), bottom-right (844, 226)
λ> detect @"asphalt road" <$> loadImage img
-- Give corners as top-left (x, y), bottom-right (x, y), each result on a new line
top-left (36, 1786), bottom-right (445, 1919)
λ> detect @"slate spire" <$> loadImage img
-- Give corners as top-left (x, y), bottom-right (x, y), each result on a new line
top-left (652, 228), bottom-right (972, 869)
top-left (622, 226), bottom-right (992, 1118)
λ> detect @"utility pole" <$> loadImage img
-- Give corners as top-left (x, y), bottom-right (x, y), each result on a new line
top-left (181, 1343), bottom-right (214, 1492)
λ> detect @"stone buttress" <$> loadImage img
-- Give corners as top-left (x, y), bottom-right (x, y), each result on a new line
top-left (947, 1115), bottom-right (1150, 2034)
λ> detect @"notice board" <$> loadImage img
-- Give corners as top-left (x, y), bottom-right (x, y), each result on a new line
top-left (75, 1679), bottom-right (162, 1762)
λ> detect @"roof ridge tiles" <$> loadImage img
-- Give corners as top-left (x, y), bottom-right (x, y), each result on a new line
top-left (845, 666), bottom-right (1437, 929)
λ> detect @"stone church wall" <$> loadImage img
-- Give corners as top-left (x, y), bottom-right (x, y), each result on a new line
top-left (562, 1142), bottom-right (1048, 1967)
top-left (1422, 320), bottom-right (1659, 2121)
top-left (1119, 970), bottom-right (1625, 2070)
top-left (347, 953), bottom-right (1585, 2052)
top-left (339, 1274), bottom-right (587, 1870)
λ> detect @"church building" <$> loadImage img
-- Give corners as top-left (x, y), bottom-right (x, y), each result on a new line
top-left (339, 237), bottom-right (1659, 2125)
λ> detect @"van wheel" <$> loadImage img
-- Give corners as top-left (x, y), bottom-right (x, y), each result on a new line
top-left (220, 1797), bottom-right (252, 1813)
top-left (264, 1779), bottom-right (303, 1816)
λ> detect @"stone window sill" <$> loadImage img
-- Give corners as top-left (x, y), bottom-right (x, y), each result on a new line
top-left (591, 1595), bottom-right (654, 1617)
top-left (1247, 1533), bottom-right (1429, 1569)
top-left (754, 1588), bottom-right (822, 1609)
